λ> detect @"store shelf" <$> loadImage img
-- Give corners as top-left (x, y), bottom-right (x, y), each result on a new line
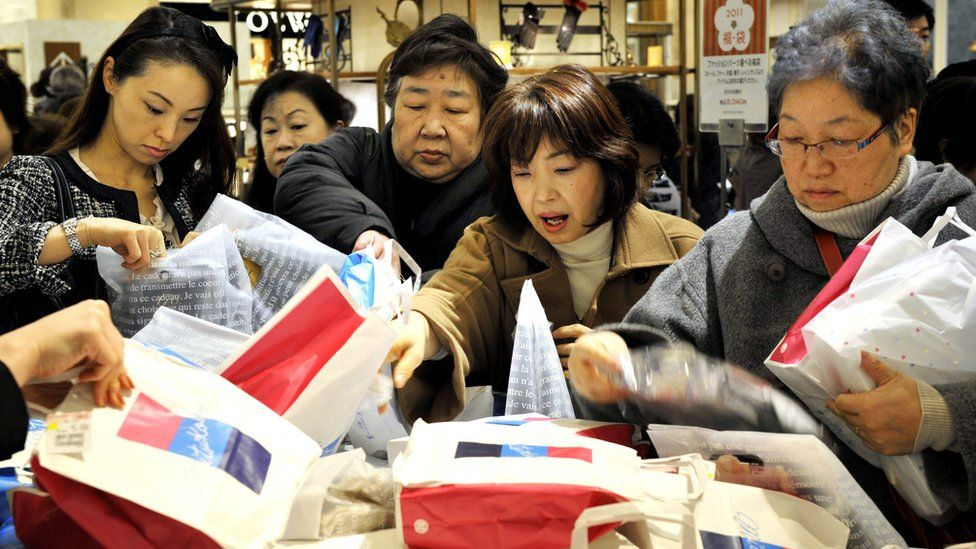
top-left (238, 71), bottom-right (378, 86)
top-left (508, 65), bottom-right (682, 76)
top-left (211, 0), bottom-right (315, 10)
top-left (625, 21), bottom-right (673, 36)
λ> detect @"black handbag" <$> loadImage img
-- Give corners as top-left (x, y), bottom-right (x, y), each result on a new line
top-left (0, 157), bottom-right (99, 334)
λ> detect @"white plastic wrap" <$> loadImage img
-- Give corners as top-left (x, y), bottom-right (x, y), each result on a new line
top-left (96, 225), bottom-right (253, 337)
top-left (132, 307), bottom-right (249, 374)
top-left (612, 343), bottom-right (824, 437)
top-left (196, 194), bottom-right (348, 331)
top-left (504, 279), bottom-right (576, 419)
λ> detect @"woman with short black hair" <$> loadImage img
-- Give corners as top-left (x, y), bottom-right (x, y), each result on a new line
top-left (274, 14), bottom-right (509, 274)
top-left (386, 65), bottom-right (702, 423)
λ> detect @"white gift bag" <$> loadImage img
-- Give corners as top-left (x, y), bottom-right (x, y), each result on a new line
top-left (646, 425), bottom-right (906, 549)
top-left (394, 419), bottom-right (646, 549)
top-left (96, 225), bottom-right (253, 336)
top-left (132, 307), bottom-right (249, 374)
top-left (505, 279), bottom-right (576, 419)
top-left (221, 266), bottom-right (397, 453)
top-left (196, 194), bottom-right (348, 331)
top-left (571, 454), bottom-right (849, 549)
top-left (765, 207), bottom-right (976, 524)
top-left (37, 340), bottom-right (321, 548)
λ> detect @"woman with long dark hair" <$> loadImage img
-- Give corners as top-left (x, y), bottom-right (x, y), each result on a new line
top-left (0, 6), bottom-right (236, 334)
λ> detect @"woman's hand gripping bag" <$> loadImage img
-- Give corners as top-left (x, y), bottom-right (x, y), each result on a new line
top-left (27, 340), bottom-right (321, 548)
top-left (392, 419), bottom-right (647, 549)
top-left (96, 225), bottom-right (253, 337)
top-left (765, 207), bottom-right (976, 524)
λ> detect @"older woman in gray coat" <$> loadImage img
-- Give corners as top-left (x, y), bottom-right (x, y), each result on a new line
top-left (568, 0), bottom-right (976, 542)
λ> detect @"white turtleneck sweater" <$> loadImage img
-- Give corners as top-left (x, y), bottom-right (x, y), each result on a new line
top-left (796, 156), bottom-right (917, 239)
top-left (552, 221), bottom-right (614, 320)
top-left (795, 155), bottom-right (955, 452)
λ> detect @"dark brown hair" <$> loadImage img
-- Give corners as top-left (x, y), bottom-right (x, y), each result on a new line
top-left (47, 6), bottom-right (235, 217)
top-left (481, 64), bottom-right (639, 228)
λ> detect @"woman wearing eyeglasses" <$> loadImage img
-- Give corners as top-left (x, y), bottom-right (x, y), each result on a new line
top-left (568, 0), bottom-right (976, 542)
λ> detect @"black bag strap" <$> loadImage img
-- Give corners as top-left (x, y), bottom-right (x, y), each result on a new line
top-left (40, 156), bottom-right (75, 222)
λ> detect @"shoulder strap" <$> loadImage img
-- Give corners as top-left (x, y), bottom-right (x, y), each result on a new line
top-left (813, 226), bottom-right (843, 277)
top-left (40, 156), bottom-right (76, 222)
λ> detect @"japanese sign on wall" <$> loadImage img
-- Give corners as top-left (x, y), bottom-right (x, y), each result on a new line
top-left (699, 0), bottom-right (770, 132)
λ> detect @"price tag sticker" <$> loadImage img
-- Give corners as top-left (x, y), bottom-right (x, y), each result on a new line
top-left (46, 411), bottom-right (92, 454)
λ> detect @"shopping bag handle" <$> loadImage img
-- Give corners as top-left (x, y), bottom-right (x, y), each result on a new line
top-left (569, 501), bottom-right (697, 549)
top-left (639, 454), bottom-right (709, 503)
top-left (921, 207), bottom-right (976, 245)
top-left (384, 240), bottom-right (422, 292)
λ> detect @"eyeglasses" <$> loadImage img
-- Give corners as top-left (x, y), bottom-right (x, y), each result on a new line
top-left (764, 122), bottom-right (889, 160)
top-left (642, 165), bottom-right (667, 182)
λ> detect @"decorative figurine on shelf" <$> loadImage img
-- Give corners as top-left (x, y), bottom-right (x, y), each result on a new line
top-left (556, 0), bottom-right (588, 52)
top-left (376, 0), bottom-right (422, 48)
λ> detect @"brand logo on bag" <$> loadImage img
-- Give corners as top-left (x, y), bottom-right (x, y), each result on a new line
top-left (699, 530), bottom-right (783, 548)
top-left (454, 441), bottom-right (592, 463)
top-left (117, 394), bottom-right (271, 494)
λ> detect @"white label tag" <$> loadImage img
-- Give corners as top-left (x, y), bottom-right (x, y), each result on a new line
top-left (46, 411), bottom-right (92, 455)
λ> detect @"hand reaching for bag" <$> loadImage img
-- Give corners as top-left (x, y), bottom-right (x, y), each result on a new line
top-left (386, 313), bottom-right (442, 389)
top-left (83, 217), bottom-right (167, 270)
top-left (553, 324), bottom-right (593, 370)
top-left (567, 330), bottom-right (630, 404)
top-left (0, 300), bottom-right (133, 409)
top-left (353, 230), bottom-right (391, 260)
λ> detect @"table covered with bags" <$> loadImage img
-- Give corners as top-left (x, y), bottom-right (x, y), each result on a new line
top-left (9, 202), bottom-right (976, 547)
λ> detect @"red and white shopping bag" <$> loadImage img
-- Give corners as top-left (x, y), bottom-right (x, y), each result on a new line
top-left (393, 419), bottom-right (648, 549)
top-left (478, 414), bottom-right (653, 458)
top-left (18, 341), bottom-right (321, 548)
top-left (765, 207), bottom-right (976, 524)
top-left (221, 265), bottom-right (397, 453)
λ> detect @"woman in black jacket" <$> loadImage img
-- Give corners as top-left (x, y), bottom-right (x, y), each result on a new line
top-left (0, 6), bottom-right (236, 333)
top-left (274, 14), bottom-right (508, 274)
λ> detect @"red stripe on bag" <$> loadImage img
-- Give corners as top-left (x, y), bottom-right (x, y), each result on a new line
top-left (222, 277), bottom-right (365, 414)
top-left (399, 483), bottom-right (627, 549)
top-left (769, 233), bottom-right (879, 364)
top-left (27, 456), bottom-right (220, 548)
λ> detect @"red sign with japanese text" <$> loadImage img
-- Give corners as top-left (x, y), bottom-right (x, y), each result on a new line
top-left (703, 0), bottom-right (768, 57)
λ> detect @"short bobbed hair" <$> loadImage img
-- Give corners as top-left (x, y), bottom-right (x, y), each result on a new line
top-left (768, 0), bottom-right (928, 144)
top-left (384, 14), bottom-right (508, 120)
top-left (481, 64), bottom-right (639, 229)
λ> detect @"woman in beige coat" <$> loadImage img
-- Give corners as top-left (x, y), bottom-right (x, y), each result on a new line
top-left (387, 65), bottom-right (702, 423)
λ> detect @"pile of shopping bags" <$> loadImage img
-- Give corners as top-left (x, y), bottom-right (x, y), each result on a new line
top-left (10, 198), bottom-right (418, 545)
